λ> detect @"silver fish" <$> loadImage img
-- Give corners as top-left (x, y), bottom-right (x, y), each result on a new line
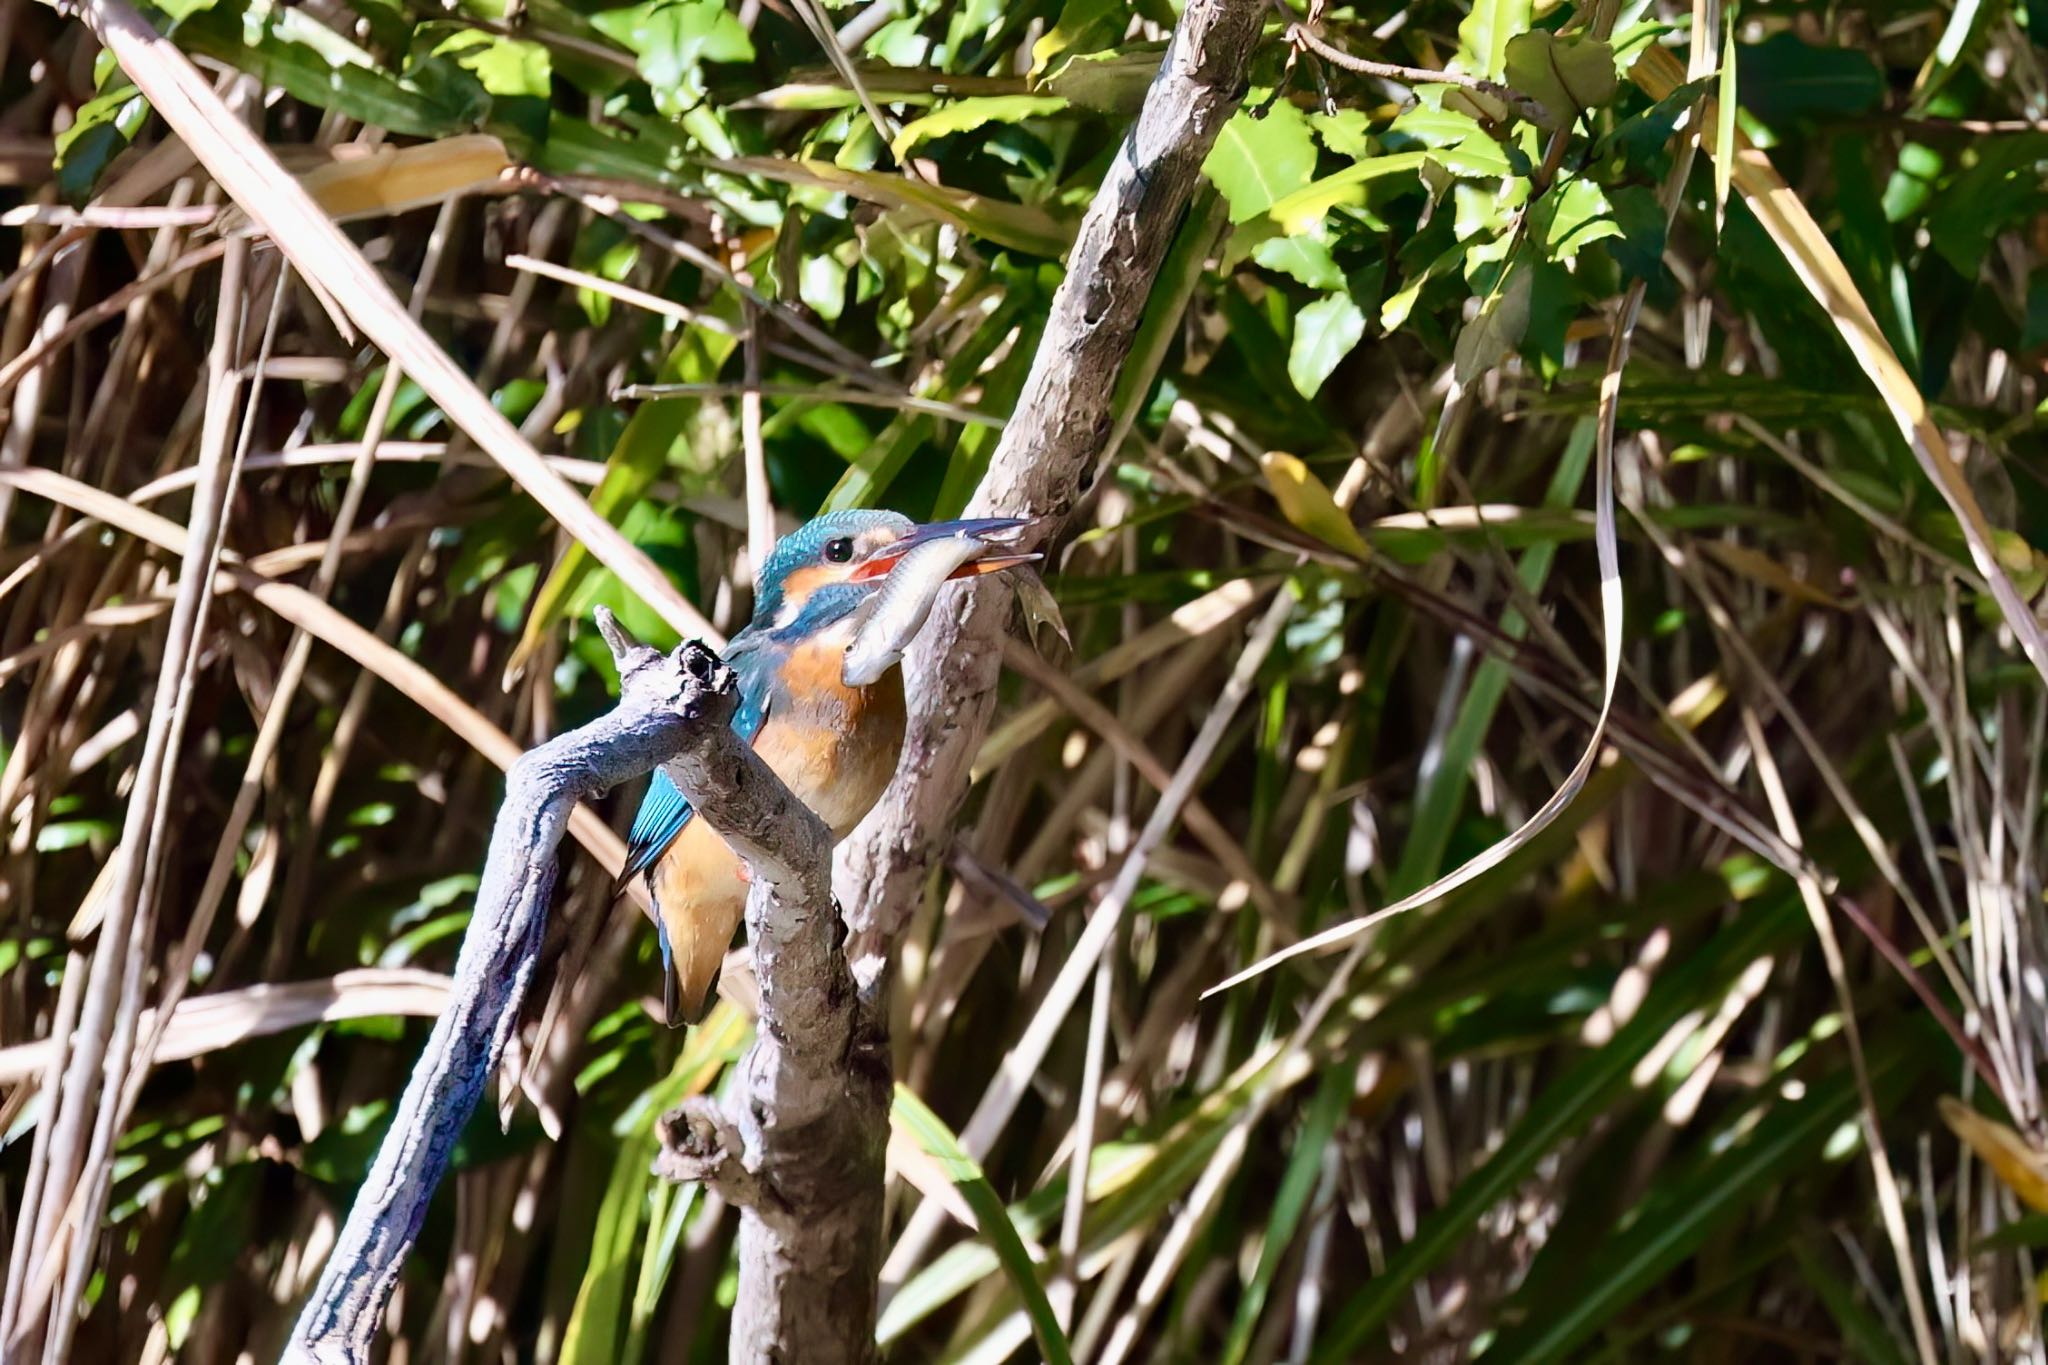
top-left (842, 533), bottom-right (990, 687)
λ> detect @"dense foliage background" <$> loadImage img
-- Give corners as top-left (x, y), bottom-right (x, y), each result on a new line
top-left (3, 0), bottom-right (2047, 1358)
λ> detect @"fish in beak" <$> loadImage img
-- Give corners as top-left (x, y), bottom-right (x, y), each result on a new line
top-left (842, 517), bottom-right (1039, 687)
top-left (847, 516), bottom-right (1038, 583)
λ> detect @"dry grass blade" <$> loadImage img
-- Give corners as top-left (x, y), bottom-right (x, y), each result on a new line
top-left (76, 0), bottom-right (715, 649)
top-left (1206, 356), bottom-right (1624, 998)
top-left (0, 971), bottom-right (453, 1085)
top-left (0, 467), bottom-right (631, 880)
top-left (1630, 42), bottom-right (2048, 691)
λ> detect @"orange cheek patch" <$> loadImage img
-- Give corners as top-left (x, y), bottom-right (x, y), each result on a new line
top-left (775, 563), bottom-right (852, 611)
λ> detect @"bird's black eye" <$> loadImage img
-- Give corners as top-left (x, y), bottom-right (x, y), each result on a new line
top-left (823, 537), bottom-right (855, 564)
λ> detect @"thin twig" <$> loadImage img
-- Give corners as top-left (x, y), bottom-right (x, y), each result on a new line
top-left (1285, 23), bottom-right (1548, 122)
top-left (616, 380), bottom-right (1002, 427)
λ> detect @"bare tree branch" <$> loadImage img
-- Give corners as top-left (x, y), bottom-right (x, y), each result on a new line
top-left (836, 0), bottom-right (1266, 991)
top-left (284, 613), bottom-right (744, 1363)
top-left (828, 0), bottom-right (1267, 1306)
top-left (647, 625), bottom-right (889, 1364)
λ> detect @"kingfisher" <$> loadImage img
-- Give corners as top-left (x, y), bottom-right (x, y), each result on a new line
top-left (618, 509), bottom-right (1032, 1026)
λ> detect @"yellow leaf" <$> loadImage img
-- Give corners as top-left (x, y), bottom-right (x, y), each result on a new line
top-left (294, 134), bottom-right (512, 223)
top-left (1259, 452), bottom-right (1369, 560)
top-left (1940, 1096), bottom-right (2048, 1213)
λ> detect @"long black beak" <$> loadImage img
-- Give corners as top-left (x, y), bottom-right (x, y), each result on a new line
top-left (849, 516), bottom-right (1038, 582)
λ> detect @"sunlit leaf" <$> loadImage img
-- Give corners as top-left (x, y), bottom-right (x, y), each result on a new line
top-left (1286, 292), bottom-right (1366, 398)
top-left (889, 94), bottom-right (1068, 160)
top-left (1259, 452), bottom-right (1369, 558)
top-left (1204, 102), bottom-right (1320, 225)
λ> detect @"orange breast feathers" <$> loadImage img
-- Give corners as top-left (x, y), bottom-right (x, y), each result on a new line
top-left (648, 634), bottom-right (906, 1021)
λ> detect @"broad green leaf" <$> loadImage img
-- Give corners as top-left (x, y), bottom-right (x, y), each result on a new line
top-left (1204, 102), bottom-right (1319, 225)
top-left (892, 1086), bottom-right (1074, 1365)
top-left (1028, 0), bottom-right (1125, 79)
top-left (1308, 107), bottom-right (1372, 157)
top-left (1457, 0), bottom-right (1532, 79)
top-left (1250, 231), bottom-right (1345, 290)
top-left (1266, 152), bottom-right (1427, 235)
top-left (591, 0), bottom-right (752, 117)
top-left (1924, 133), bottom-right (2048, 278)
top-left (1606, 184), bottom-right (1667, 281)
top-left (1503, 31), bottom-right (1618, 126)
top-left (54, 82), bottom-right (148, 204)
top-left (1532, 176), bottom-right (1621, 263)
top-left (175, 0), bottom-right (477, 137)
top-left (1259, 452), bottom-right (1369, 559)
top-left (432, 29), bottom-right (551, 97)
top-left (1451, 266), bottom-right (1533, 383)
top-left (1286, 293), bottom-right (1366, 398)
top-left (1041, 42), bottom-right (1167, 113)
top-left (890, 95), bottom-right (1067, 159)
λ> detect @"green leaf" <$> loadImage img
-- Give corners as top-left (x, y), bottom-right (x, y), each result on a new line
top-left (1267, 152), bottom-right (1428, 235)
top-left (1041, 41), bottom-right (1168, 113)
top-left (892, 1086), bottom-right (1074, 1365)
top-left (1221, 1073), bottom-right (1350, 1365)
top-left (54, 83), bottom-right (149, 204)
top-left (1793, 1241), bottom-right (1915, 1365)
top-left (1287, 292), bottom-right (1366, 398)
top-left (1976, 1212), bottom-right (2048, 1252)
top-left (1914, 0), bottom-right (1997, 110)
top-left (1532, 177), bottom-right (1621, 263)
top-left (1503, 31), bottom-right (1618, 126)
top-left (1925, 133), bottom-right (2048, 278)
top-left (591, 0), bottom-right (753, 117)
top-left (889, 94), bottom-right (1068, 160)
top-left (1250, 229), bottom-right (1345, 289)
top-left (432, 28), bottom-right (550, 97)
top-left (509, 314), bottom-right (738, 676)
top-left (1487, 1032), bottom-right (1924, 1363)
top-left (1028, 0), bottom-right (1126, 80)
top-left (1204, 102), bottom-right (1320, 225)
top-left (176, 0), bottom-right (476, 138)
top-left (1457, 0), bottom-right (1533, 79)
top-left (559, 1132), bottom-right (658, 1365)
top-left (1452, 266), bottom-right (1533, 383)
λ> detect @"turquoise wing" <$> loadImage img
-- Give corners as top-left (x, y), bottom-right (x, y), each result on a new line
top-left (618, 659), bottom-right (772, 886)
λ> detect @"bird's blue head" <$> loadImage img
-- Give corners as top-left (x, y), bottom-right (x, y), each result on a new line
top-left (747, 509), bottom-right (1030, 643)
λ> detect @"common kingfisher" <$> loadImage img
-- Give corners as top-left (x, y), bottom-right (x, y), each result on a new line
top-left (618, 509), bottom-right (1032, 1026)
